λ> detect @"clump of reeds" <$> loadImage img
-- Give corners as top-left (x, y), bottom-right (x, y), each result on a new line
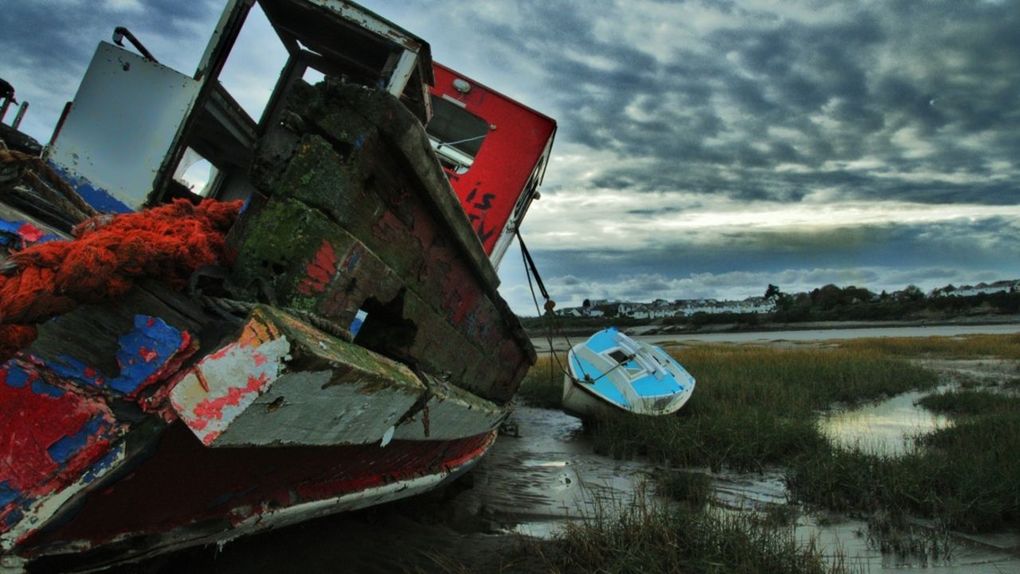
top-left (655, 470), bottom-right (713, 509)
top-left (549, 496), bottom-right (851, 574)
top-left (865, 511), bottom-right (953, 566)
top-left (915, 388), bottom-right (1020, 416)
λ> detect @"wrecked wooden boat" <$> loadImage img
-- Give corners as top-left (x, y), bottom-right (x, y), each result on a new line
top-left (0, 0), bottom-right (554, 570)
top-left (563, 328), bottom-right (695, 419)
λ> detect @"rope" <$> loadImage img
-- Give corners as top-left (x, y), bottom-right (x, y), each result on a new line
top-left (517, 232), bottom-right (551, 302)
top-left (0, 149), bottom-right (99, 225)
top-left (0, 198), bottom-right (243, 362)
top-left (434, 134), bottom-right (487, 149)
top-left (587, 352), bottom-right (637, 384)
top-left (516, 230), bottom-right (589, 383)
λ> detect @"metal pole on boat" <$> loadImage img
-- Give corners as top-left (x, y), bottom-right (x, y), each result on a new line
top-left (113, 26), bottom-right (159, 62)
top-left (12, 102), bottom-right (29, 130)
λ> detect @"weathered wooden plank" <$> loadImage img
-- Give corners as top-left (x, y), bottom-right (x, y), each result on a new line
top-left (229, 196), bottom-right (528, 402)
top-left (170, 305), bottom-right (429, 447)
top-left (279, 80), bottom-right (496, 294)
top-left (26, 285), bottom-right (228, 397)
top-left (393, 373), bottom-right (507, 441)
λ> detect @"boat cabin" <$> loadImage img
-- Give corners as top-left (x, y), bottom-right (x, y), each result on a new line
top-left (42, 0), bottom-right (555, 269)
top-left (45, 0), bottom-right (434, 214)
top-left (426, 65), bottom-right (556, 267)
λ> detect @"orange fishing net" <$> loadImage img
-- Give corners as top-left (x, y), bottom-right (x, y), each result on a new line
top-left (0, 199), bottom-right (242, 361)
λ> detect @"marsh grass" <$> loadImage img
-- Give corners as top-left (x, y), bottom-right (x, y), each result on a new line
top-left (517, 336), bottom-right (1020, 537)
top-left (838, 334), bottom-right (1020, 359)
top-left (655, 470), bottom-right (713, 508)
top-left (916, 388), bottom-right (1020, 416)
top-left (789, 388), bottom-right (1020, 531)
top-left (516, 354), bottom-right (566, 409)
top-left (865, 511), bottom-right (954, 565)
top-left (548, 496), bottom-right (851, 574)
top-left (588, 346), bottom-right (938, 471)
top-left (417, 495), bottom-right (852, 574)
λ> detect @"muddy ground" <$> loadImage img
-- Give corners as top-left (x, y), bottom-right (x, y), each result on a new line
top-left (124, 360), bottom-right (1020, 573)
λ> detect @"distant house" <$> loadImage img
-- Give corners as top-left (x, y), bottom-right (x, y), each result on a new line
top-left (939, 280), bottom-right (1019, 297)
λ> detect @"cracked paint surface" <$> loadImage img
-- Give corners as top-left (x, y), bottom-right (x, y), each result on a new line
top-left (1, 314), bottom-right (192, 540)
top-left (0, 361), bottom-right (118, 535)
top-left (0, 219), bottom-right (60, 250)
top-left (44, 315), bottom-right (194, 398)
top-left (170, 317), bottom-right (291, 446)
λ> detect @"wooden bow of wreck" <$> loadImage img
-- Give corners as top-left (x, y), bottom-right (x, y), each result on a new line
top-left (0, 0), bottom-right (554, 570)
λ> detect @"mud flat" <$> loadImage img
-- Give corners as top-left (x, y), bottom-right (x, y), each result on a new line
top-left (122, 404), bottom-right (1020, 573)
top-left (110, 336), bottom-right (1020, 573)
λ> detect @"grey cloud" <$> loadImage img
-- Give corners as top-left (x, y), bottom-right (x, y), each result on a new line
top-left (0, 1), bottom-right (217, 73)
top-left (484, 1), bottom-right (1020, 206)
top-left (520, 217), bottom-right (1020, 287)
top-left (1, 0), bottom-right (221, 138)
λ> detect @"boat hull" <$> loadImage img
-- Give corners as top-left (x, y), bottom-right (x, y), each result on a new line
top-left (562, 328), bottom-right (695, 419)
top-left (18, 424), bottom-right (496, 571)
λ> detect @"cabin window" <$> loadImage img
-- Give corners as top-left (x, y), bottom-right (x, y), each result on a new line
top-left (303, 67), bottom-right (326, 85)
top-left (172, 147), bottom-right (218, 197)
top-left (217, 3), bottom-right (288, 122)
top-left (426, 96), bottom-right (489, 174)
top-left (608, 350), bottom-right (630, 364)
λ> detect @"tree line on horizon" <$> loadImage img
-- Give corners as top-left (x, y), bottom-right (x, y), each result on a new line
top-left (708, 282), bottom-right (1020, 326)
top-left (521, 282), bottom-right (1019, 328)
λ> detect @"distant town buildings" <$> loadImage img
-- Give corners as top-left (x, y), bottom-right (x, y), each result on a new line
top-left (555, 278), bottom-right (1019, 321)
top-left (931, 280), bottom-right (1019, 298)
top-left (559, 296), bottom-right (777, 319)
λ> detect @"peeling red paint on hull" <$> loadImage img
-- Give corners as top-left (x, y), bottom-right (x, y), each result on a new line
top-left (19, 425), bottom-right (496, 570)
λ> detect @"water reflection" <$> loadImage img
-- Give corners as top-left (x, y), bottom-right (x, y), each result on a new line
top-left (819, 388), bottom-right (954, 456)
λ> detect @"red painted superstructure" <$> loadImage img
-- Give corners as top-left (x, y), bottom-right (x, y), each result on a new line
top-left (428, 63), bottom-right (556, 265)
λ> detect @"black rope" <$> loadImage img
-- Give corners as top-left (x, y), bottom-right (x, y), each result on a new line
top-left (516, 231), bottom-right (588, 382)
top-left (517, 231), bottom-right (550, 302)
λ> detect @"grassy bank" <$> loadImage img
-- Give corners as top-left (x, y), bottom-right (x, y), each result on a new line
top-left (517, 354), bottom-right (565, 409)
top-left (785, 337), bottom-right (1020, 531)
top-left (839, 333), bottom-right (1020, 359)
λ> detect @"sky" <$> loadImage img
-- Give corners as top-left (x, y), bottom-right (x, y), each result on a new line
top-left (2, 0), bottom-right (1018, 315)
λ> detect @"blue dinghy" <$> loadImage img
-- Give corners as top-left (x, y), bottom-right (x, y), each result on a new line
top-left (563, 328), bottom-right (695, 418)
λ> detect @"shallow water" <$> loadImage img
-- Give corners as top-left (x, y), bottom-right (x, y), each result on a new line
top-left (795, 514), bottom-right (1020, 573)
top-left (457, 406), bottom-right (653, 537)
top-left (819, 387), bottom-right (955, 456)
top-left (534, 323), bottom-right (1020, 353)
top-left (483, 408), bottom-right (1020, 573)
